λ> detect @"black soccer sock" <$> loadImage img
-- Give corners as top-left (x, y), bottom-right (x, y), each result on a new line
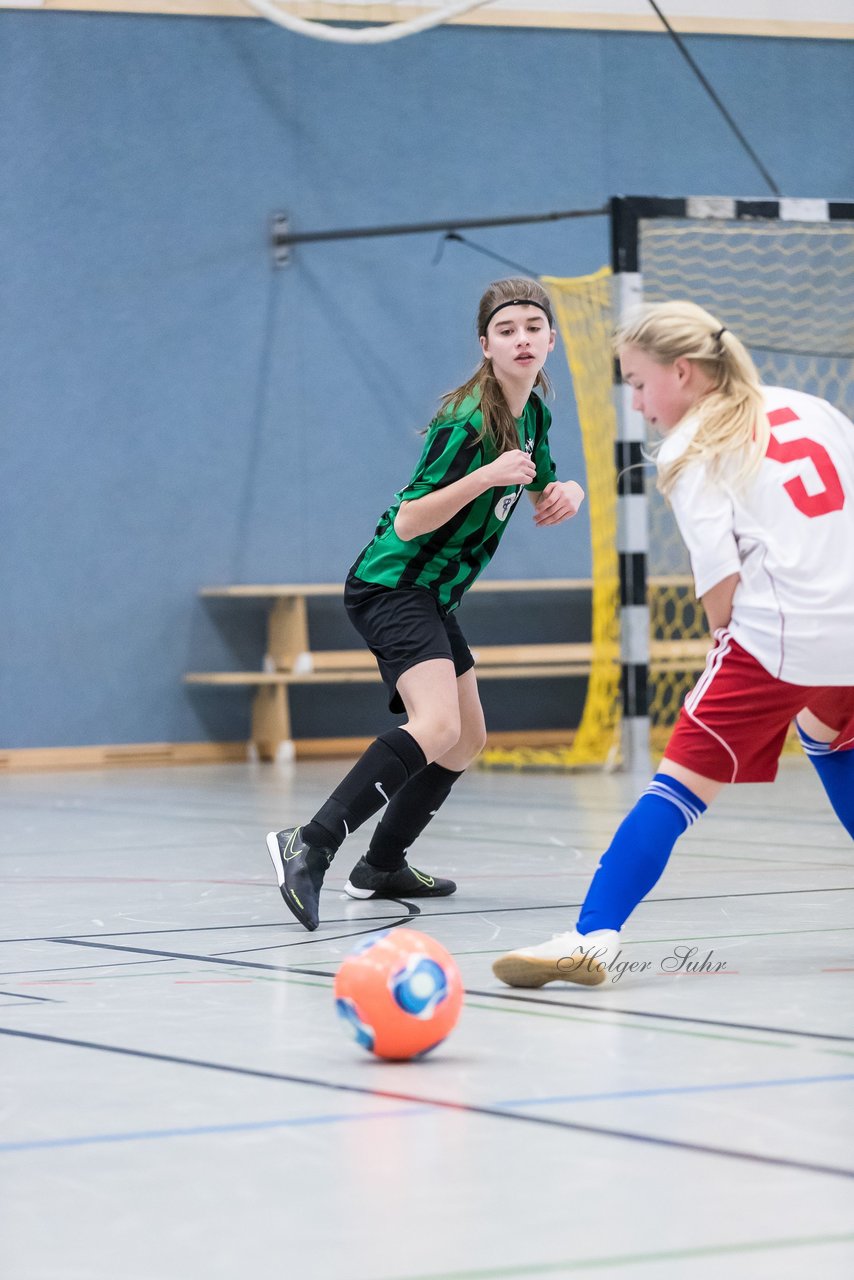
top-left (302, 728), bottom-right (427, 854)
top-left (366, 762), bottom-right (464, 872)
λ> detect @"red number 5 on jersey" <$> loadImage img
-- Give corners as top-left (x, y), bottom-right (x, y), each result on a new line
top-left (766, 407), bottom-right (846, 517)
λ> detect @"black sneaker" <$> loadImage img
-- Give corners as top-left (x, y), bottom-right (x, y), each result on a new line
top-left (266, 827), bottom-right (333, 931)
top-left (344, 856), bottom-right (456, 901)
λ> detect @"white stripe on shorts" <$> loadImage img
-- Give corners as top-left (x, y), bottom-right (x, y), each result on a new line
top-left (682, 629), bottom-right (740, 785)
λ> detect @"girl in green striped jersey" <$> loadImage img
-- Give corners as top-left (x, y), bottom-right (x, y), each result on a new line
top-left (267, 278), bottom-right (585, 931)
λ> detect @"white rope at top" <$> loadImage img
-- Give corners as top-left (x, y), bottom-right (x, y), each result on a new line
top-left (244, 0), bottom-right (495, 43)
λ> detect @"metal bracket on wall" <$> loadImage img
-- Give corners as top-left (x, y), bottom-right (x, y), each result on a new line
top-left (271, 212), bottom-right (291, 267)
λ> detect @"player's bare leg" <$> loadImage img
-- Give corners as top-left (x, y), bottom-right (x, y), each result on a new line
top-left (346, 663), bottom-right (483, 902)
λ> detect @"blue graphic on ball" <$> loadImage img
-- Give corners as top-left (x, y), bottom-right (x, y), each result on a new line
top-left (335, 996), bottom-right (375, 1051)
top-left (390, 956), bottom-right (448, 1019)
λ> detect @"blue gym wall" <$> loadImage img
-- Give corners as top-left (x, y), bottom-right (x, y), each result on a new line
top-left (1, 12), bottom-right (852, 748)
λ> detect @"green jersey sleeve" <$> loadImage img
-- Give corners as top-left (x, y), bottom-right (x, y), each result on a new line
top-left (351, 391), bottom-right (557, 609)
top-left (395, 413), bottom-right (484, 504)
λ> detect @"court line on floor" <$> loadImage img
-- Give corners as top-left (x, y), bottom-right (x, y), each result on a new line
top-left (466, 997), bottom-right (802, 1049)
top-left (7, 912), bottom-right (853, 1054)
top-left (2, 881), bottom-right (852, 948)
top-left (0, 780), bottom-right (839, 841)
top-left (495, 1071), bottom-right (854, 1107)
top-left (0, 910), bottom-right (415, 946)
top-left (264, 965), bottom-right (854, 1055)
top-left (8, 952), bottom-right (805, 1050)
top-left (1, 1024), bottom-right (852, 1181)
top-left (418, 885), bottom-right (854, 918)
top-left (0, 908), bottom-right (420, 960)
top-left (1, 788), bottom-right (822, 825)
top-left (0, 874), bottom-right (269, 887)
top-left (379, 1231), bottom-right (854, 1279)
top-left (3, 954), bottom-right (851, 1061)
top-left (212, 913), bottom-right (422, 958)
top-left (440, 834), bottom-right (852, 864)
top-left (25, 935), bottom-right (854, 1047)
top-left (256, 969), bottom-right (853, 1051)
top-left (0, 989), bottom-right (61, 1005)
top-left (0, 957), bottom-right (182, 980)
top-left (0, 957), bottom-right (327, 981)
top-left (466, 988), bottom-right (854, 1045)
top-left (40, 922), bottom-right (418, 972)
top-left (4, 1071), bottom-right (853, 1153)
top-left (0, 998), bottom-right (62, 1008)
top-left (2, 836), bottom-right (848, 875)
top-left (0, 1108), bottom-right (426, 1154)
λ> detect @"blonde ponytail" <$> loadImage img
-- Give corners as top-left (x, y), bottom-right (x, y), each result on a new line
top-left (615, 301), bottom-right (767, 495)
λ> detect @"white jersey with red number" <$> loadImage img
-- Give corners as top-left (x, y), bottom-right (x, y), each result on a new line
top-left (658, 386), bottom-right (854, 686)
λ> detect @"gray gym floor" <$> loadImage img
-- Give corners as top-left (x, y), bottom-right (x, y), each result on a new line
top-left (2, 757), bottom-right (853, 1280)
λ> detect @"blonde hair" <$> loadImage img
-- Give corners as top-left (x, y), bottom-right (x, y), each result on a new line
top-left (436, 277), bottom-right (554, 454)
top-left (614, 300), bottom-right (767, 495)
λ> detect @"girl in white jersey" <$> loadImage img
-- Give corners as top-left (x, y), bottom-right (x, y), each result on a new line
top-left (494, 300), bottom-right (854, 989)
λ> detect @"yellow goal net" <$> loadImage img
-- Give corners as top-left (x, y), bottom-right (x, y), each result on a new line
top-left (480, 266), bottom-right (623, 770)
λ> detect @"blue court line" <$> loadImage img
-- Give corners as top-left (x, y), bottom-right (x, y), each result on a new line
top-left (0, 1107), bottom-right (427, 1154)
top-left (2, 1024), bottom-right (853, 1179)
top-left (4, 1071), bottom-right (852, 1158)
top-left (496, 1072), bottom-right (854, 1108)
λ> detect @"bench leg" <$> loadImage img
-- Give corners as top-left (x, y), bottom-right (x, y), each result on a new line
top-left (267, 597), bottom-right (310, 672)
top-left (251, 685), bottom-right (295, 763)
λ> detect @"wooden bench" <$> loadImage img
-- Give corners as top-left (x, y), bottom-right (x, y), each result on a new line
top-left (186, 579), bottom-right (597, 760)
top-left (185, 579), bottom-right (711, 761)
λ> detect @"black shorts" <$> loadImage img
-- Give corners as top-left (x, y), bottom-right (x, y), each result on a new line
top-left (344, 574), bottom-right (475, 714)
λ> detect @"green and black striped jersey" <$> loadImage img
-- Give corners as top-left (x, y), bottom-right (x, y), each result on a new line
top-left (350, 391), bottom-right (556, 610)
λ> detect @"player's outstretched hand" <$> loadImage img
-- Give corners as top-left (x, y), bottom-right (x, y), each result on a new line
top-left (484, 450), bottom-right (538, 488)
top-left (533, 480), bottom-right (585, 526)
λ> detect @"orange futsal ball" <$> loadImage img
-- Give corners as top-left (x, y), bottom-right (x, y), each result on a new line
top-left (334, 929), bottom-right (463, 1060)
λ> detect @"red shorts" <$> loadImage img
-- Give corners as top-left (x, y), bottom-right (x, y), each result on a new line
top-left (664, 631), bottom-right (854, 784)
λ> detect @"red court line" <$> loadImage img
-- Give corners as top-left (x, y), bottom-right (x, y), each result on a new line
top-left (0, 876), bottom-right (265, 886)
top-left (17, 981), bottom-right (96, 987)
top-left (654, 970), bottom-right (741, 977)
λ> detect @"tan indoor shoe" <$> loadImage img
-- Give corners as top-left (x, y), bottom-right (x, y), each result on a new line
top-left (492, 929), bottom-right (620, 988)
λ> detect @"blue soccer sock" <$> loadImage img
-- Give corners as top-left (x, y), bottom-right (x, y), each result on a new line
top-left (576, 773), bottom-right (707, 934)
top-left (796, 724), bottom-right (854, 838)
